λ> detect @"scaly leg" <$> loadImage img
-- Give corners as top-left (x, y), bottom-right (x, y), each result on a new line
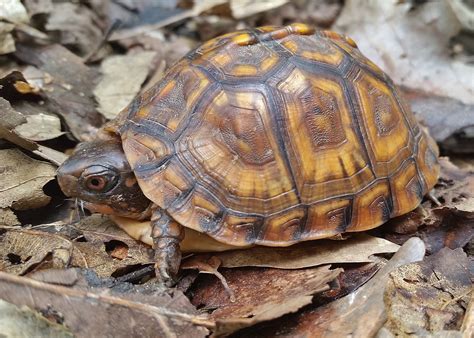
top-left (151, 209), bottom-right (184, 287)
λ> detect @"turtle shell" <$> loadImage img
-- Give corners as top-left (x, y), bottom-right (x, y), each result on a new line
top-left (115, 23), bottom-right (439, 247)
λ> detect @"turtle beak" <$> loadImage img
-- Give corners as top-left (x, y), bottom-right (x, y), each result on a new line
top-left (56, 160), bottom-right (81, 197)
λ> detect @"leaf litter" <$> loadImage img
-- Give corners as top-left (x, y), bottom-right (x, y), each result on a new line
top-left (0, 0), bottom-right (473, 337)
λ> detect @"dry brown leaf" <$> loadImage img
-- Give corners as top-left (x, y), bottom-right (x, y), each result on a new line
top-left (23, 0), bottom-right (53, 17)
top-left (335, 0), bottom-right (474, 105)
top-left (262, 238), bottom-right (426, 337)
top-left (0, 299), bottom-right (73, 338)
top-left (14, 113), bottom-right (64, 141)
top-left (384, 248), bottom-right (472, 336)
top-left (461, 291), bottom-right (474, 337)
top-left (0, 228), bottom-right (72, 275)
top-left (0, 208), bottom-right (18, 226)
top-left (0, 22), bottom-right (15, 54)
top-left (192, 265), bottom-right (342, 336)
top-left (0, 272), bottom-right (209, 337)
top-left (230, 0), bottom-right (288, 19)
top-left (94, 51), bottom-right (157, 119)
top-left (213, 234), bottom-right (399, 269)
top-left (0, 0), bottom-right (29, 24)
top-left (15, 44), bottom-right (104, 141)
top-left (404, 89), bottom-right (474, 153)
top-left (0, 217), bottom-right (153, 278)
top-left (45, 3), bottom-right (103, 57)
top-left (0, 149), bottom-right (56, 210)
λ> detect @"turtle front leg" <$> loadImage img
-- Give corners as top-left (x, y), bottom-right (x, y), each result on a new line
top-left (151, 209), bottom-right (184, 287)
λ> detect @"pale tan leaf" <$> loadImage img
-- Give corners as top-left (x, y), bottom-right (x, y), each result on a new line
top-left (230, 0), bottom-right (288, 19)
top-left (0, 0), bottom-right (29, 24)
top-left (14, 113), bottom-right (64, 141)
top-left (0, 299), bottom-right (73, 338)
top-left (94, 51), bottom-right (157, 119)
top-left (0, 149), bottom-right (56, 210)
top-left (335, 0), bottom-right (474, 105)
top-left (216, 234), bottom-right (400, 269)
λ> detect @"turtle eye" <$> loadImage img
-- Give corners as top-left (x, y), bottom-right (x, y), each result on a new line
top-left (85, 175), bottom-right (108, 191)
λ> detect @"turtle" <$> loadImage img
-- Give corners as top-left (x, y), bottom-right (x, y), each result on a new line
top-left (57, 23), bottom-right (440, 286)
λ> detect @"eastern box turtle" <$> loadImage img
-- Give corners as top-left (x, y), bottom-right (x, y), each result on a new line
top-left (57, 23), bottom-right (440, 285)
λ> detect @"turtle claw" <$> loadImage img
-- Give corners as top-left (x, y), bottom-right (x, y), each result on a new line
top-left (154, 238), bottom-right (182, 287)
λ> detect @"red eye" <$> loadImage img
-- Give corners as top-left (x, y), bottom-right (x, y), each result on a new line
top-left (85, 176), bottom-right (107, 191)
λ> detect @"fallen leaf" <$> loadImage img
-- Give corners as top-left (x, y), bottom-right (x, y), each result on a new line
top-left (213, 234), bottom-right (399, 269)
top-left (232, 262), bottom-right (382, 336)
top-left (335, 1), bottom-right (474, 105)
top-left (0, 149), bottom-right (56, 210)
top-left (15, 44), bottom-right (104, 141)
top-left (405, 89), bottom-right (474, 152)
top-left (461, 291), bottom-right (474, 337)
top-left (0, 272), bottom-right (209, 337)
top-left (14, 113), bottom-right (64, 141)
top-left (261, 238), bottom-right (425, 337)
top-left (0, 0), bottom-right (29, 24)
top-left (0, 22), bottom-right (15, 54)
top-left (191, 265), bottom-right (342, 336)
top-left (108, 0), bottom-right (227, 41)
top-left (0, 299), bottom-right (73, 338)
top-left (0, 208), bottom-right (18, 226)
top-left (0, 228), bottom-right (72, 275)
top-left (230, 0), bottom-right (289, 19)
top-left (45, 3), bottom-right (103, 57)
top-left (384, 248), bottom-right (472, 335)
top-left (22, 0), bottom-right (53, 17)
top-left (94, 51), bottom-right (157, 119)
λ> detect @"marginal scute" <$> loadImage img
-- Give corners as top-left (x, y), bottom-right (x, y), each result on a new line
top-left (306, 198), bottom-right (352, 238)
top-left (390, 160), bottom-right (423, 216)
top-left (349, 179), bottom-right (392, 231)
top-left (117, 24), bottom-right (440, 247)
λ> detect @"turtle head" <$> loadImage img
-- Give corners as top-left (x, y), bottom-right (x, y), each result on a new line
top-left (57, 140), bottom-right (152, 220)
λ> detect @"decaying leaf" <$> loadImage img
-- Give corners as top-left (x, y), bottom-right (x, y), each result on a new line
top-left (335, 0), bottom-right (474, 105)
top-left (0, 214), bottom-right (155, 278)
top-left (14, 113), bottom-right (64, 141)
top-left (0, 0), bottom-right (29, 55)
top-left (94, 51), bottom-right (157, 119)
top-left (0, 22), bottom-right (15, 54)
top-left (0, 149), bottom-right (56, 210)
top-left (0, 228), bottom-right (72, 275)
top-left (0, 299), bottom-right (73, 338)
top-left (230, 0), bottom-right (289, 19)
top-left (405, 89), bottom-right (474, 153)
top-left (70, 215), bottom-right (154, 278)
top-left (0, 208), bottom-right (19, 226)
top-left (384, 247), bottom-right (473, 336)
top-left (0, 272), bottom-right (209, 337)
top-left (0, 0), bottom-right (29, 24)
top-left (259, 238), bottom-right (426, 337)
top-left (15, 44), bottom-right (104, 141)
top-left (45, 3), bottom-right (103, 57)
top-left (0, 74), bottom-right (73, 165)
top-left (22, 0), bottom-right (53, 17)
top-left (191, 265), bottom-right (342, 336)
top-left (213, 234), bottom-right (399, 269)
